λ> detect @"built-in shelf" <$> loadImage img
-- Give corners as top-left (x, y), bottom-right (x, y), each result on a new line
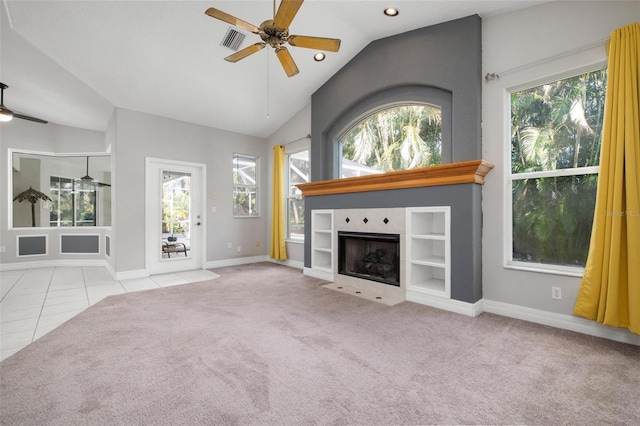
top-left (311, 210), bottom-right (334, 277)
top-left (406, 207), bottom-right (450, 299)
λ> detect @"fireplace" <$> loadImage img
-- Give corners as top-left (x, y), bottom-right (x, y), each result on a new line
top-left (338, 231), bottom-right (400, 286)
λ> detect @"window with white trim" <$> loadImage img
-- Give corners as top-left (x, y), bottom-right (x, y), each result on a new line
top-left (233, 153), bottom-right (259, 217)
top-left (49, 177), bottom-right (97, 227)
top-left (509, 69), bottom-right (606, 269)
top-left (339, 103), bottom-right (442, 177)
top-left (285, 149), bottom-right (309, 241)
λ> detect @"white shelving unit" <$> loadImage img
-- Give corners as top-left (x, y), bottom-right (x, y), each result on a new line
top-left (406, 207), bottom-right (450, 299)
top-left (310, 209), bottom-right (334, 279)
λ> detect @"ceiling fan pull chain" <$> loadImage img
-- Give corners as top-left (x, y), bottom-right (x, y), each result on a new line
top-left (266, 49), bottom-right (270, 119)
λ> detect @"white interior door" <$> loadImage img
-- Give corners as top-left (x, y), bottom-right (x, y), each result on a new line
top-left (145, 158), bottom-right (206, 275)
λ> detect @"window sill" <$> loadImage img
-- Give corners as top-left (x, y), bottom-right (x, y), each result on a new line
top-left (505, 261), bottom-right (585, 278)
top-left (285, 239), bottom-right (304, 245)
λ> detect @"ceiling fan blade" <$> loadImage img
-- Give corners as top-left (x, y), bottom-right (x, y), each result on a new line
top-left (224, 43), bottom-right (266, 63)
top-left (274, 0), bottom-right (304, 30)
top-left (288, 35), bottom-right (341, 52)
top-left (275, 47), bottom-right (299, 77)
top-left (13, 112), bottom-right (48, 124)
top-left (205, 8), bottom-right (261, 34)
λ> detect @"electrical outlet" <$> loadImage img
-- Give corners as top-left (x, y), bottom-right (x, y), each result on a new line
top-left (552, 287), bottom-right (562, 300)
top-left (237, 246), bottom-right (241, 253)
top-left (0, 246), bottom-right (6, 253)
top-left (227, 243), bottom-right (232, 249)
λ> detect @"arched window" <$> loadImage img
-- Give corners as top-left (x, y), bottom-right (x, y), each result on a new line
top-left (339, 103), bottom-right (442, 177)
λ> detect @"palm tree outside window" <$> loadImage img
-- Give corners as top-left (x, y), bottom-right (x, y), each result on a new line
top-left (509, 69), bottom-right (606, 270)
top-left (339, 103), bottom-right (442, 177)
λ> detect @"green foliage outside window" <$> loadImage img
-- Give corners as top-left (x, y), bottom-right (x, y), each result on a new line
top-left (162, 175), bottom-right (190, 235)
top-left (233, 154), bottom-right (259, 217)
top-left (287, 150), bottom-right (309, 240)
top-left (511, 70), bottom-right (606, 267)
top-left (50, 177), bottom-right (96, 227)
top-left (341, 104), bottom-right (442, 174)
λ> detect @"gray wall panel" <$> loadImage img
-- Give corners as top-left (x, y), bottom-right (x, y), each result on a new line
top-left (18, 236), bottom-right (47, 256)
top-left (61, 235), bottom-right (100, 254)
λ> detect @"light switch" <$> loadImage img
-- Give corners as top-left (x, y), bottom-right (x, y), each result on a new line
top-left (211, 206), bottom-right (216, 213)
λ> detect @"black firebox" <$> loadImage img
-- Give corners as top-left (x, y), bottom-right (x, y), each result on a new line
top-left (338, 231), bottom-right (400, 286)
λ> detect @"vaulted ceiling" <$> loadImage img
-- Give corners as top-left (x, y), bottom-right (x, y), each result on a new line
top-left (1, 1), bottom-right (551, 138)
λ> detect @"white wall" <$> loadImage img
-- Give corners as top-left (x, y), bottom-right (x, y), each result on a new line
top-left (482, 1), bottom-right (640, 342)
top-left (266, 103), bottom-right (311, 267)
top-left (0, 119), bottom-right (109, 265)
top-left (113, 108), bottom-right (269, 274)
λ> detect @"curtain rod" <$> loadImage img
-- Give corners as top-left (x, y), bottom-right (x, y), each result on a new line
top-left (282, 134), bottom-right (311, 146)
top-left (485, 37), bottom-right (609, 82)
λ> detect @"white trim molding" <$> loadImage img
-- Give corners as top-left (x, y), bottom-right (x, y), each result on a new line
top-left (205, 255), bottom-right (269, 269)
top-left (407, 290), bottom-right (484, 317)
top-left (269, 258), bottom-right (304, 270)
top-left (303, 266), bottom-right (334, 282)
top-left (483, 299), bottom-right (640, 346)
top-left (0, 259), bottom-right (109, 271)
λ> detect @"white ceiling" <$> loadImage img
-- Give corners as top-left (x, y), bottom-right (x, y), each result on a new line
top-left (1, 0), bottom-right (552, 138)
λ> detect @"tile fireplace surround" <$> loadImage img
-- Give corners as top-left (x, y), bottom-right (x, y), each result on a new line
top-left (298, 160), bottom-right (494, 314)
top-left (329, 207), bottom-right (408, 305)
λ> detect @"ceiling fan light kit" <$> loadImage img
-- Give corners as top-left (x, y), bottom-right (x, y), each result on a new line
top-left (205, 0), bottom-right (341, 77)
top-left (0, 83), bottom-right (48, 124)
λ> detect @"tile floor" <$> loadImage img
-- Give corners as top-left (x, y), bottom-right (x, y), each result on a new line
top-left (0, 266), bottom-right (219, 361)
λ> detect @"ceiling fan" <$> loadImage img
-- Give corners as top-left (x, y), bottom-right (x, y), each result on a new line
top-left (205, 0), bottom-right (341, 77)
top-left (78, 156), bottom-right (111, 188)
top-left (0, 83), bottom-right (48, 124)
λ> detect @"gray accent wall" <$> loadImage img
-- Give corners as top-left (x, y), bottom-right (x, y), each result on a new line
top-left (311, 15), bottom-right (482, 182)
top-left (306, 15), bottom-right (484, 303)
top-left (305, 184), bottom-right (483, 303)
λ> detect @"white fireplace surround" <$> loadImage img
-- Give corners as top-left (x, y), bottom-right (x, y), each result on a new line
top-left (332, 208), bottom-right (408, 302)
top-left (306, 207), bottom-right (455, 309)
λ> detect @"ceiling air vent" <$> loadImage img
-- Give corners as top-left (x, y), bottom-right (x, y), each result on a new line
top-left (220, 27), bottom-right (246, 51)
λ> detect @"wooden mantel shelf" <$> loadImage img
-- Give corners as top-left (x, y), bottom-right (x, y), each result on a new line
top-left (297, 159), bottom-right (494, 197)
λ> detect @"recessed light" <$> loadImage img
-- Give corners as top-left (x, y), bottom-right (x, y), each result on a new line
top-left (384, 8), bottom-right (399, 17)
top-left (314, 52), bottom-right (326, 62)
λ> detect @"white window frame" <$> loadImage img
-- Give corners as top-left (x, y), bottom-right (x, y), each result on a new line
top-left (337, 102), bottom-right (444, 178)
top-left (504, 63), bottom-right (606, 277)
top-left (284, 141), bottom-right (310, 242)
top-left (232, 153), bottom-right (260, 218)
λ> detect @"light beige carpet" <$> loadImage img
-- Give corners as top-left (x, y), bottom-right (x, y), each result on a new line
top-left (1, 262), bottom-right (639, 425)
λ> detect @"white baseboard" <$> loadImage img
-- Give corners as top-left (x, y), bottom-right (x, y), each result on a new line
top-left (482, 299), bottom-right (640, 346)
top-left (104, 262), bottom-right (117, 280)
top-left (268, 258), bottom-right (304, 269)
top-left (205, 255), bottom-right (269, 269)
top-left (303, 267), bottom-right (334, 282)
top-left (406, 289), bottom-right (483, 317)
top-left (0, 259), bottom-right (109, 271)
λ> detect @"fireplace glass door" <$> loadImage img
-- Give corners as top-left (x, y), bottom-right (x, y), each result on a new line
top-left (338, 231), bottom-right (400, 286)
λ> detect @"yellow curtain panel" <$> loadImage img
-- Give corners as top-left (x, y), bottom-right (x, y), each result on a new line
top-left (270, 145), bottom-right (288, 260)
top-left (574, 22), bottom-right (640, 334)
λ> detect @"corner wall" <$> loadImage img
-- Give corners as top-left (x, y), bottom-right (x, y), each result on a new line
top-left (481, 1), bottom-right (640, 343)
top-left (113, 108), bottom-right (269, 275)
top-left (0, 120), bottom-right (109, 267)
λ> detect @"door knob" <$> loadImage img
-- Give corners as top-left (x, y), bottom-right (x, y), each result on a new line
top-left (196, 222), bottom-right (201, 226)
